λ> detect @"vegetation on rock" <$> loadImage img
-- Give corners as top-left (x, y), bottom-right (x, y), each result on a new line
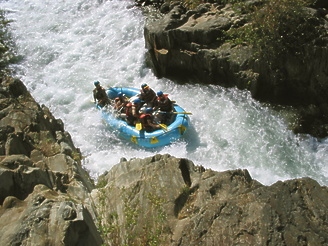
top-left (223, 0), bottom-right (326, 63)
top-left (0, 11), bottom-right (21, 76)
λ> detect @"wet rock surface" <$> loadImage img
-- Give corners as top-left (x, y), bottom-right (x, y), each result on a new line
top-left (143, 2), bottom-right (328, 137)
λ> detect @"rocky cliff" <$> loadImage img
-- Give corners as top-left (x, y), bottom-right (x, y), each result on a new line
top-left (143, 1), bottom-right (328, 138)
top-left (93, 154), bottom-right (328, 245)
top-left (0, 76), bottom-right (102, 245)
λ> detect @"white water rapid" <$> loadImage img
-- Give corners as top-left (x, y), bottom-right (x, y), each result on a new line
top-left (1, 0), bottom-right (327, 186)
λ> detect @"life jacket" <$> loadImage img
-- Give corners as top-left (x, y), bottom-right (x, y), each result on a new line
top-left (157, 94), bottom-right (173, 112)
top-left (93, 87), bottom-right (110, 106)
top-left (114, 96), bottom-right (127, 109)
top-left (125, 102), bottom-right (133, 116)
top-left (131, 103), bottom-right (142, 117)
top-left (140, 88), bottom-right (156, 103)
top-left (94, 87), bottom-right (107, 100)
top-left (139, 114), bottom-right (151, 127)
top-left (139, 114), bottom-right (150, 119)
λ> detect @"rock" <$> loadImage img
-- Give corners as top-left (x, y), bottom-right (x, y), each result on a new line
top-left (5, 132), bottom-right (33, 156)
top-left (144, 4), bottom-right (247, 83)
top-left (0, 185), bottom-right (102, 246)
top-left (312, 0), bottom-right (328, 8)
top-left (7, 77), bottom-right (28, 97)
top-left (0, 154), bottom-right (32, 169)
top-left (144, 2), bottom-right (328, 137)
top-left (92, 154), bottom-right (328, 245)
top-left (0, 76), bottom-right (102, 245)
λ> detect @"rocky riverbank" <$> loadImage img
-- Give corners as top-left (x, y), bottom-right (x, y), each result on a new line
top-left (142, 0), bottom-right (328, 138)
top-left (94, 154), bottom-right (328, 245)
top-left (1, 76), bottom-right (328, 245)
top-left (0, 76), bottom-right (102, 245)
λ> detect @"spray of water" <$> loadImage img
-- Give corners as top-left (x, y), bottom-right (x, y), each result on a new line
top-left (1, 0), bottom-right (327, 185)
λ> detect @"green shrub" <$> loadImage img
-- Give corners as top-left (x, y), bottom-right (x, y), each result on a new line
top-left (179, 0), bottom-right (205, 9)
top-left (0, 10), bottom-right (21, 75)
top-left (224, 0), bottom-right (323, 62)
top-left (253, 0), bottom-right (319, 54)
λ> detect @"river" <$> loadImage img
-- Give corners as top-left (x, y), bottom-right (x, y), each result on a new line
top-left (1, 0), bottom-right (327, 186)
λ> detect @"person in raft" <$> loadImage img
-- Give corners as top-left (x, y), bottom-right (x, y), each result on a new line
top-left (114, 92), bottom-right (128, 112)
top-left (93, 81), bottom-right (111, 107)
top-left (124, 98), bottom-right (143, 126)
top-left (139, 107), bottom-right (161, 132)
top-left (139, 83), bottom-right (157, 107)
top-left (153, 90), bottom-right (174, 124)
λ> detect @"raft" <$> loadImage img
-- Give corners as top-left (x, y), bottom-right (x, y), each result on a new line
top-left (99, 87), bottom-right (190, 148)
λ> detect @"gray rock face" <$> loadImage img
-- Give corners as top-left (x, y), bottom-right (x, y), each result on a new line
top-left (144, 2), bottom-right (328, 137)
top-left (145, 3), bottom-right (328, 103)
top-left (93, 154), bottom-right (328, 246)
top-left (0, 185), bottom-right (100, 246)
top-left (0, 76), bottom-right (102, 245)
top-left (144, 4), bottom-right (236, 85)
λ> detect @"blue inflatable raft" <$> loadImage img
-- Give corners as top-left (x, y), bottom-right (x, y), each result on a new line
top-left (99, 87), bottom-right (190, 148)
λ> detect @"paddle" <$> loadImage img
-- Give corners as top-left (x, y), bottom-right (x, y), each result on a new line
top-left (174, 111), bottom-right (192, 115)
top-left (157, 111), bottom-right (192, 115)
top-left (159, 123), bottom-right (168, 131)
top-left (136, 122), bottom-right (142, 130)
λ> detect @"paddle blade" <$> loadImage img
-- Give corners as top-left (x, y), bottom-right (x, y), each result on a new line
top-left (174, 111), bottom-right (192, 115)
top-left (136, 123), bottom-right (142, 130)
top-left (159, 124), bottom-right (168, 131)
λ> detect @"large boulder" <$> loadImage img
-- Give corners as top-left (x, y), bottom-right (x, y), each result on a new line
top-left (0, 185), bottom-right (101, 246)
top-left (0, 76), bottom-right (102, 245)
top-left (144, 4), bottom-right (238, 85)
top-left (92, 154), bottom-right (328, 245)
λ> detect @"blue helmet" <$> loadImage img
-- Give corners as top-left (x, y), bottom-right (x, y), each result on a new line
top-left (117, 92), bottom-right (123, 97)
top-left (133, 98), bottom-right (141, 104)
top-left (145, 107), bottom-right (153, 114)
top-left (94, 81), bottom-right (100, 86)
top-left (157, 91), bottom-right (163, 96)
top-left (141, 83), bottom-right (148, 88)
